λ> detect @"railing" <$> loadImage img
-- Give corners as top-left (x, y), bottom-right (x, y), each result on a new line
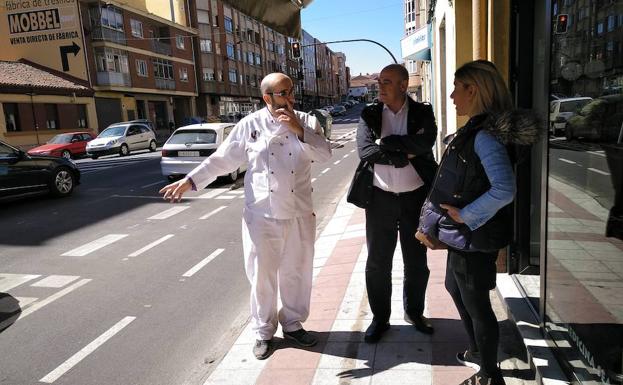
top-left (151, 40), bottom-right (172, 55)
top-left (96, 71), bottom-right (131, 86)
top-left (91, 28), bottom-right (126, 45)
top-left (155, 78), bottom-right (175, 90)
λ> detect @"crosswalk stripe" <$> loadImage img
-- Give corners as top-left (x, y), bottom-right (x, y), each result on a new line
top-left (182, 249), bottom-right (224, 277)
top-left (200, 206), bottom-right (227, 220)
top-left (31, 275), bottom-right (80, 288)
top-left (148, 206), bottom-right (190, 220)
top-left (39, 316), bottom-right (135, 383)
top-left (199, 188), bottom-right (229, 199)
top-left (0, 274), bottom-right (41, 292)
top-left (61, 234), bottom-right (128, 257)
top-left (215, 195), bottom-right (236, 200)
top-left (321, 168), bottom-right (330, 174)
top-left (128, 234), bottom-right (175, 257)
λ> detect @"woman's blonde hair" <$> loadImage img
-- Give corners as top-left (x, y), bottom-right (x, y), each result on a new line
top-left (455, 60), bottom-right (513, 115)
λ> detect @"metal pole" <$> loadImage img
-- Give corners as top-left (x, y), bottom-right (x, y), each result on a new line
top-left (301, 38), bottom-right (398, 64)
top-left (29, 90), bottom-right (40, 145)
top-left (314, 42), bottom-right (320, 108)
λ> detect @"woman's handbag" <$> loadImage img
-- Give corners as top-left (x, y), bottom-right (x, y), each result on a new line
top-left (346, 160), bottom-right (373, 209)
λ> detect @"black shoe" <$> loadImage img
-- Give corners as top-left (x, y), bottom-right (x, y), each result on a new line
top-left (283, 328), bottom-right (317, 347)
top-left (404, 314), bottom-right (434, 334)
top-left (458, 370), bottom-right (506, 385)
top-left (253, 339), bottom-right (271, 360)
top-left (364, 319), bottom-right (390, 343)
top-left (456, 349), bottom-right (481, 370)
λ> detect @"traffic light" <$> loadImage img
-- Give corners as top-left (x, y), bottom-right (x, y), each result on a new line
top-left (555, 14), bottom-right (568, 34)
top-left (292, 42), bottom-right (301, 58)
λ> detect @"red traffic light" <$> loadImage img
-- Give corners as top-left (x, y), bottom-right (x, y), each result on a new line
top-left (556, 14), bottom-right (568, 34)
top-left (292, 42), bottom-right (301, 58)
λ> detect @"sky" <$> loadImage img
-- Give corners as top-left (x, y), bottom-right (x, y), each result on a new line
top-left (301, 0), bottom-right (405, 77)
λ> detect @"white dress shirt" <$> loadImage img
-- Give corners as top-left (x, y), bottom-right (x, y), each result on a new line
top-left (186, 108), bottom-right (332, 219)
top-left (372, 99), bottom-right (424, 193)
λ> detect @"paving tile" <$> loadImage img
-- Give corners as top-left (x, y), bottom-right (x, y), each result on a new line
top-left (316, 341), bottom-right (375, 369)
top-left (255, 368), bottom-right (317, 385)
top-left (369, 369), bottom-right (432, 385)
top-left (202, 368), bottom-right (262, 385)
top-left (373, 342), bottom-right (432, 371)
top-left (312, 368), bottom-right (372, 385)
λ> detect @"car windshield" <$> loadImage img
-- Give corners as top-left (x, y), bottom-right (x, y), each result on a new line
top-left (560, 99), bottom-right (591, 112)
top-left (168, 130), bottom-right (217, 144)
top-left (48, 134), bottom-right (73, 144)
top-left (99, 126), bottom-right (126, 137)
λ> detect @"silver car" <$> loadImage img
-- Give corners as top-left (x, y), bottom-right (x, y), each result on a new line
top-left (87, 122), bottom-right (157, 159)
top-left (160, 123), bottom-right (246, 182)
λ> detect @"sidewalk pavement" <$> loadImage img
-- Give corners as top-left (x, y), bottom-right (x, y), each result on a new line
top-left (202, 193), bottom-right (536, 385)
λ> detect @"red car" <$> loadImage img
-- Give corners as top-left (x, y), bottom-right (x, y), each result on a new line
top-left (28, 132), bottom-right (94, 159)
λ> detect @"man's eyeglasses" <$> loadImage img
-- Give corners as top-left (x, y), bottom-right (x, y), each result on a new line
top-left (266, 88), bottom-right (295, 97)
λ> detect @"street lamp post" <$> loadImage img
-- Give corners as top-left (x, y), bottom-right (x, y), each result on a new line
top-left (27, 89), bottom-right (40, 145)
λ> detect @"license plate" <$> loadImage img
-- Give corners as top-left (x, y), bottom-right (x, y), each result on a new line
top-left (178, 151), bottom-right (200, 157)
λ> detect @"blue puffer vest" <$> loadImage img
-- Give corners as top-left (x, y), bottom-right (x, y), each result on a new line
top-left (427, 114), bottom-right (512, 252)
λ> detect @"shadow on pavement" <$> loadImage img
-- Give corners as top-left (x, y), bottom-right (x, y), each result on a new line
top-left (0, 293), bottom-right (21, 333)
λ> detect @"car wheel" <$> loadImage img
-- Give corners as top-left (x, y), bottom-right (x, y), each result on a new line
top-left (91, 155), bottom-right (99, 160)
top-left (49, 167), bottom-right (75, 197)
top-left (61, 150), bottom-right (72, 159)
top-left (565, 127), bottom-right (574, 141)
top-left (228, 168), bottom-right (239, 183)
top-left (149, 140), bottom-right (157, 152)
top-left (119, 144), bottom-right (129, 156)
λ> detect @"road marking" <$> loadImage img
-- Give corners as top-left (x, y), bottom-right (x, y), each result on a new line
top-left (321, 168), bottom-right (330, 174)
top-left (0, 273), bottom-right (41, 292)
top-left (199, 188), bottom-right (229, 199)
top-left (558, 158), bottom-right (576, 164)
top-left (39, 316), bottom-right (135, 384)
top-left (333, 160), bottom-right (341, 165)
top-left (62, 234), bottom-right (128, 257)
top-left (311, 178), bottom-right (317, 183)
top-left (128, 234), bottom-right (175, 257)
top-left (350, 149), bottom-right (355, 153)
top-left (148, 206), bottom-right (190, 220)
top-left (182, 249), bottom-right (224, 277)
top-left (200, 206), bottom-right (227, 220)
top-left (588, 151), bottom-right (605, 158)
top-left (343, 154), bottom-right (350, 158)
top-left (215, 195), bottom-right (237, 200)
top-left (141, 180), bottom-right (165, 189)
top-left (31, 275), bottom-right (79, 288)
top-left (0, 279), bottom-right (91, 331)
top-left (587, 167), bottom-right (610, 176)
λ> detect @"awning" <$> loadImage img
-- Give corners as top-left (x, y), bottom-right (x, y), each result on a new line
top-left (223, 0), bottom-right (314, 39)
top-left (401, 25), bottom-right (431, 61)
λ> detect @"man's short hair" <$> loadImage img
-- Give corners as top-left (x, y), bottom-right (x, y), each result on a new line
top-left (382, 64), bottom-right (409, 81)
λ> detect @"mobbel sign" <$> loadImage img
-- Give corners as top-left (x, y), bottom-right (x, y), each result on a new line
top-left (8, 9), bottom-right (62, 33)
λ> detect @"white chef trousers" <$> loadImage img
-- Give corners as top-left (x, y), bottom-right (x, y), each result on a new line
top-left (242, 208), bottom-right (316, 340)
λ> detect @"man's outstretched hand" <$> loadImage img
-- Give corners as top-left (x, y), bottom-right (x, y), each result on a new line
top-left (159, 178), bottom-right (192, 203)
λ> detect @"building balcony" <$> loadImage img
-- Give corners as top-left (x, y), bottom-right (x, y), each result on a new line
top-left (155, 78), bottom-right (176, 90)
top-left (91, 27), bottom-right (126, 45)
top-left (152, 40), bottom-right (172, 56)
top-left (96, 71), bottom-right (131, 87)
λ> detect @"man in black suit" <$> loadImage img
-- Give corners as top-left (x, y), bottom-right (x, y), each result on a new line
top-left (356, 64), bottom-right (438, 343)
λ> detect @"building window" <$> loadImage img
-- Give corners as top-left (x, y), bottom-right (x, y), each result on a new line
top-left (224, 16), bottom-right (233, 33)
top-left (136, 59), bottom-right (148, 77)
top-left (95, 48), bottom-right (129, 73)
top-left (179, 67), bottom-right (188, 82)
top-left (226, 43), bottom-right (235, 59)
top-left (3, 103), bottom-right (20, 132)
top-left (255, 53), bottom-right (262, 66)
top-left (203, 68), bottom-right (215, 81)
top-left (176, 35), bottom-right (185, 49)
top-left (200, 38), bottom-right (212, 53)
top-left (153, 58), bottom-right (174, 79)
top-left (45, 104), bottom-right (58, 130)
top-left (267, 40), bottom-right (274, 52)
top-left (228, 69), bottom-right (237, 83)
top-left (247, 51), bottom-right (254, 64)
top-left (607, 15), bottom-right (616, 32)
top-left (130, 19), bottom-right (143, 37)
top-left (77, 105), bottom-right (88, 128)
top-left (95, 6), bottom-right (124, 31)
top-left (217, 70), bottom-right (223, 82)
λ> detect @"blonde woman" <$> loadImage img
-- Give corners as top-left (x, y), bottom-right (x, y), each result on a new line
top-left (417, 60), bottom-right (539, 385)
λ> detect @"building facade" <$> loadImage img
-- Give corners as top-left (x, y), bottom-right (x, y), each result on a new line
top-left (402, 0), bottom-right (432, 102)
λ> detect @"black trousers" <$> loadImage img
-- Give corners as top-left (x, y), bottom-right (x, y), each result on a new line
top-left (445, 249), bottom-right (500, 376)
top-left (365, 186), bottom-right (429, 323)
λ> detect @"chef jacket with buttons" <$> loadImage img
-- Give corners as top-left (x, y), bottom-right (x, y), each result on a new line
top-left (186, 108), bottom-right (332, 219)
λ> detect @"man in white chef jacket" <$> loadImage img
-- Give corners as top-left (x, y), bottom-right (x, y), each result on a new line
top-left (160, 73), bottom-right (332, 360)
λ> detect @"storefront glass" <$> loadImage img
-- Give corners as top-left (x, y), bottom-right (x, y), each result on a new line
top-left (546, 1), bottom-right (623, 383)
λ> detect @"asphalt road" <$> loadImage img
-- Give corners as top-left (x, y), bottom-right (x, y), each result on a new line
top-left (0, 105), bottom-right (363, 385)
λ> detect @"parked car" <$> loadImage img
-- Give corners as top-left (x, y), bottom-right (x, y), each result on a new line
top-left (549, 97), bottom-right (592, 136)
top-left (28, 132), bottom-right (94, 159)
top-left (330, 105), bottom-right (347, 116)
top-left (0, 140), bottom-right (80, 201)
top-left (127, 119), bottom-right (155, 132)
top-left (160, 123), bottom-right (247, 182)
top-left (87, 122), bottom-right (157, 159)
top-left (566, 94), bottom-right (623, 142)
top-left (308, 109), bottom-right (333, 139)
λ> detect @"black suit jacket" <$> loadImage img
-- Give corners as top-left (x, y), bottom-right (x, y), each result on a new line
top-left (356, 98), bottom-right (438, 188)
